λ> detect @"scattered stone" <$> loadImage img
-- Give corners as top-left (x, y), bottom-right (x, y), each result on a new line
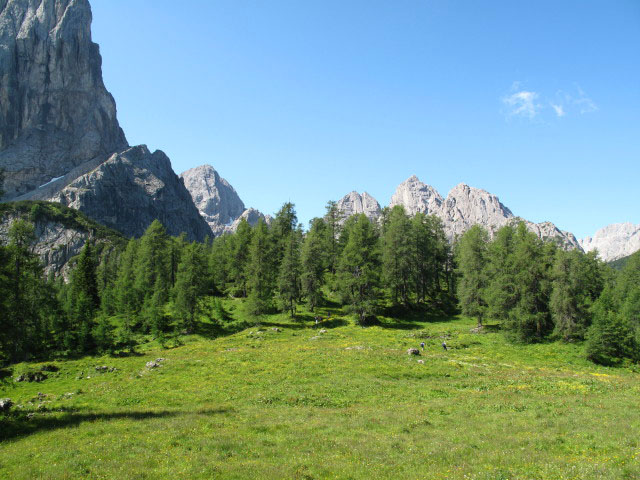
top-left (95, 366), bottom-right (109, 372)
top-left (146, 361), bottom-right (161, 369)
top-left (26, 413), bottom-right (35, 420)
top-left (319, 329), bottom-right (327, 334)
top-left (470, 326), bottom-right (484, 334)
top-left (15, 371), bottom-right (48, 383)
top-left (156, 358), bottom-right (165, 363)
top-left (271, 327), bottom-right (281, 332)
top-left (417, 360), bottom-right (425, 364)
top-left (0, 398), bottom-right (13, 412)
top-left (310, 336), bottom-right (321, 341)
top-left (407, 348), bottom-right (421, 356)
top-left (345, 346), bottom-right (365, 351)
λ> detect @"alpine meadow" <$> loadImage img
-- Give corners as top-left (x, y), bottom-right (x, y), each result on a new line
top-left (1, 0), bottom-right (639, 479)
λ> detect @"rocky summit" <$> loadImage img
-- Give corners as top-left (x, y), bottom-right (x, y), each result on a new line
top-left (228, 208), bottom-right (273, 232)
top-left (336, 191), bottom-right (382, 223)
top-left (336, 176), bottom-right (582, 250)
top-left (0, 0), bottom-right (128, 199)
top-left (0, 0), bottom-right (211, 244)
top-left (20, 146), bottom-right (212, 240)
top-left (580, 223), bottom-right (640, 262)
top-left (180, 165), bottom-right (246, 236)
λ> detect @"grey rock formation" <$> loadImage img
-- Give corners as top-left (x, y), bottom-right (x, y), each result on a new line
top-left (0, 0), bottom-right (128, 199)
top-left (389, 175), bottom-right (443, 216)
top-left (360, 175), bottom-right (582, 250)
top-left (19, 146), bottom-right (212, 241)
top-left (180, 165), bottom-right (245, 236)
top-left (227, 207), bottom-right (272, 233)
top-left (579, 223), bottom-right (640, 262)
top-left (510, 219), bottom-right (582, 251)
top-left (336, 191), bottom-right (382, 223)
top-left (440, 183), bottom-right (514, 239)
top-left (0, 209), bottom-right (121, 278)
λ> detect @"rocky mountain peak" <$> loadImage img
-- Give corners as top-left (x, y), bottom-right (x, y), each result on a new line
top-left (336, 191), bottom-right (382, 222)
top-left (389, 175), bottom-right (443, 215)
top-left (580, 223), bottom-right (640, 262)
top-left (0, 0), bottom-right (128, 199)
top-left (180, 165), bottom-right (245, 236)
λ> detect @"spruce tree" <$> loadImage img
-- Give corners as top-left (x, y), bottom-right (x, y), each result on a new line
top-left (382, 206), bottom-right (413, 306)
top-left (67, 242), bottom-right (100, 352)
top-left (337, 214), bottom-right (381, 325)
top-left (301, 218), bottom-right (327, 312)
top-left (455, 225), bottom-right (489, 327)
top-left (550, 249), bottom-right (604, 341)
top-left (173, 242), bottom-right (207, 333)
top-left (134, 221), bottom-right (171, 330)
top-left (246, 219), bottom-right (276, 316)
top-left (229, 219), bottom-right (252, 296)
top-left (277, 229), bottom-right (302, 317)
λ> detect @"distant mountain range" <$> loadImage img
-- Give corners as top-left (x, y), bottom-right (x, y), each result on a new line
top-left (0, 0), bottom-right (637, 269)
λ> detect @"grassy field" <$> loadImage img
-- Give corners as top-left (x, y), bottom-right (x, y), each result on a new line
top-left (1, 300), bottom-right (639, 479)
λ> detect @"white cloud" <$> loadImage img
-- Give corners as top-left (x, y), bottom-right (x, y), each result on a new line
top-left (574, 86), bottom-right (598, 114)
top-left (503, 90), bottom-right (540, 119)
top-left (503, 83), bottom-right (598, 121)
top-left (551, 103), bottom-right (565, 117)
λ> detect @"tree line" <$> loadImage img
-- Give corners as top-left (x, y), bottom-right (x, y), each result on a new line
top-left (456, 223), bottom-right (639, 365)
top-left (0, 199), bottom-right (638, 367)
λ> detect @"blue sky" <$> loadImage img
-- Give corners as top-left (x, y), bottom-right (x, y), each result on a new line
top-left (91, 0), bottom-right (640, 238)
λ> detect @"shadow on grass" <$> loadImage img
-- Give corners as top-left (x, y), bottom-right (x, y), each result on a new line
top-left (0, 408), bottom-right (229, 442)
top-left (377, 306), bottom-right (458, 330)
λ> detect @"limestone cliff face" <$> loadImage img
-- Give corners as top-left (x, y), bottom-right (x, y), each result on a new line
top-left (580, 223), bottom-right (640, 262)
top-left (20, 146), bottom-right (212, 240)
top-left (337, 176), bottom-right (582, 250)
top-left (440, 183), bottom-right (514, 239)
top-left (180, 165), bottom-right (245, 236)
top-left (227, 208), bottom-right (273, 233)
top-left (0, 212), bottom-right (90, 277)
top-left (336, 191), bottom-right (382, 223)
top-left (389, 175), bottom-right (443, 216)
top-left (0, 202), bottom-right (125, 278)
top-left (1, 0), bottom-right (213, 243)
top-left (0, 0), bottom-right (128, 199)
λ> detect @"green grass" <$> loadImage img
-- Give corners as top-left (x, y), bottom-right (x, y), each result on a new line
top-left (1, 301), bottom-right (639, 479)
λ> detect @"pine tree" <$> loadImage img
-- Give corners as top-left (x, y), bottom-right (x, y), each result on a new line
top-left (382, 206), bottom-right (413, 306)
top-left (301, 218), bottom-right (327, 312)
top-left (229, 219), bottom-right (253, 296)
top-left (484, 225), bottom-right (517, 322)
top-left (277, 229), bottom-right (302, 317)
top-left (173, 242), bottom-right (207, 333)
top-left (550, 249), bottom-right (604, 341)
top-left (4, 220), bottom-right (54, 361)
top-left (323, 201), bottom-right (343, 281)
top-left (337, 214), bottom-right (381, 325)
top-left (134, 221), bottom-right (171, 330)
top-left (506, 223), bottom-right (555, 342)
top-left (246, 220), bottom-right (276, 316)
top-left (455, 225), bottom-right (489, 327)
top-left (115, 239), bottom-right (140, 317)
top-left (67, 242), bottom-right (100, 353)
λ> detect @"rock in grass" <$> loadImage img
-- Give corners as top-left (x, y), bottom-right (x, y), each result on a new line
top-left (15, 371), bottom-right (47, 383)
top-left (146, 361), bottom-right (161, 369)
top-left (0, 398), bottom-right (12, 412)
top-left (407, 348), bottom-right (421, 356)
top-left (417, 360), bottom-right (425, 364)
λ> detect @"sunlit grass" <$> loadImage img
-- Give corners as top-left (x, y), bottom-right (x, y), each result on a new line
top-left (1, 299), bottom-right (638, 479)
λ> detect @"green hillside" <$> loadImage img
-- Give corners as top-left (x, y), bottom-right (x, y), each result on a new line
top-left (1, 304), bottom-right (638, 480)
top-left (608, 253), bottom-right (636, 271)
